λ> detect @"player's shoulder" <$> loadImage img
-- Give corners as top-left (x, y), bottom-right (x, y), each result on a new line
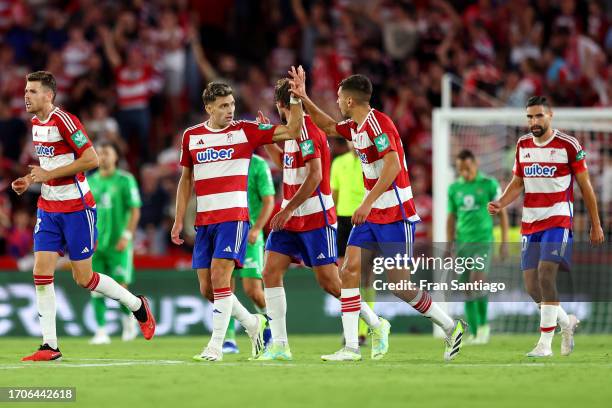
top-left (448, 180), bottom-right (461, 191)
top-left (480, 173), bottom-right (499, 187)
top-left (116, 168), bottom-right (136, 181)
top-left (369, 109), bottom-right (397, 134)
top-left (232, 119), bottom-right (260, 129)
top-left (554, 129), bottom-right (582, 151)
top-left (51, 107), bottom-right (80, 131)
top-left (88, 169), bottom-right (101, 181)
top-left (250, 154), bottom-right (267, 166)
top-left (333, 151), bottom-right (352, 164)
top-left (303, 115), bottom-right (325, 139)
top-left (182, 121), bottom-right (206, 138)
top-left (337, 117), bottom-right (355, 128)
top-left (517, 133), bottom-right (533, 146)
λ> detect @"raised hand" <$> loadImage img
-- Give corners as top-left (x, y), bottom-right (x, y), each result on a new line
top-left (288, 65), bottom-right (307, 99)
top-left (257, 110), bottom-right (270, 125)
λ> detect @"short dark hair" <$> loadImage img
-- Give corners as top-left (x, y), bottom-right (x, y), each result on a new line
top-left (457, 149), bottom-right (476, 161)
top-left (339, 74), bottom-right (372, 103)
top-left (526, 95), bottom-right (551, 110)
top-left (202, 82), bottom-right (233, 106)
top-left (274, 78), bottom-right (291, 108)
top-left (98, 141), bottom-right (120, 155)
top-left (26, 71), bottom-right (57, 101)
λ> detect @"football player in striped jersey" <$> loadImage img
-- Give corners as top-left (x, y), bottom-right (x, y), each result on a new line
top-left (489, 96), bottom-right (604, 357)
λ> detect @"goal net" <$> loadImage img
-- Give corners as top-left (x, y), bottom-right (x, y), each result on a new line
top-left (432, 107), bottom-right (612, 333)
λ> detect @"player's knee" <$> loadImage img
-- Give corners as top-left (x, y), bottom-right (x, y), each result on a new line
top-left (318, 276), bottom-right (341, 298)
top-left (74, 272), bottom-right (92, 288)
top-left (243, 283), bottom-right (261, 301)
top-left (340, 262), bottom-right (359, 282)
top-left (209, 265), bottom-right (230, 288)
top-left (523, 279), bottom-right (538, 296)
top-left (199, 281), bottom-right (213, 301)
top-left (537, 273), bottom-right (555, 289)
top-left (262, 267), bottom-right (283, 287)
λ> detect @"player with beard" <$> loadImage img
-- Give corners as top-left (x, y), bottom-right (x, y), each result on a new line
top-left (489, 96), bottom-right (604, 357)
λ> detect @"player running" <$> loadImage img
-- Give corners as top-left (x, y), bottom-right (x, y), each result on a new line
top-left (289, 67), bottom-right (466, 361)
top-left (489, 96), bottom-right (604, 357)
top-left (171, 81), bottom-right (302, 362)
top-left (13, 71), bottom-right (155, 361)
top-left (254, 79), bottom-right (387, 362)
top-left (88, 142), bottom-right (142, 344)
top-left (223, 154), bottom-right (275, 354)
top-left (447, 149), bottom-right (509, 345)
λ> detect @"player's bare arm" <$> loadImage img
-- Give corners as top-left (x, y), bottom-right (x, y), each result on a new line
top-left (263, 144), bottom-right (284, 169)
top-left (498, 207), bottom-right (510, 258)
top-left (488, 175), bottom-right (523, 215)
top-left (257, 111), bottom-right (285, 168)
top-left (288, 65), bottom-right (340, 137)
top-left (270, 158), bottom-right (323, 231)
top-left (575, 170), bottom-right (605, 245)
top-left (353, 152), bottom-right (400, 225)
top-left (249, 195), bottom-right (274, 244)
top-left (446, 213), bottom-right (456, 253)
top-left (29, 146), bottom-right (99, 183)
top-left (117, 206), bottom-right (140, 251)
top-left (171, 166), bottom-right (194, 245)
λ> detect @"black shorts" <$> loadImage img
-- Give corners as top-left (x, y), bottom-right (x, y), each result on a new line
top-left (336, 216), bottom-right (353, 257)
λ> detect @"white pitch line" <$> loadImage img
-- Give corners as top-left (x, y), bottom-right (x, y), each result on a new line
top-left (1, 361), bottom-right (610, 369)
top-left (0, 360), bottom-right (186, 369)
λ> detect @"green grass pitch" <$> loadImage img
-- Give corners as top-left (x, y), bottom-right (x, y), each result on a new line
top-left (1, 335), bottom-right (610, 408)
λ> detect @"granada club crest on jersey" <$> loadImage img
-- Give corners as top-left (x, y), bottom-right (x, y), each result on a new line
top-left (524, 163), bottom-right (557, 177)
top-left (226, 132), bottom-right (234, 143)
top-left (71, 130), bottom-right (88, 148)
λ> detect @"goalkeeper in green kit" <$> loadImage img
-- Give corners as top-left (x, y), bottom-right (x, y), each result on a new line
top-left (447, 150), bottom-right (509, 345)
top-left (88, 142), bottom-right (142, 344)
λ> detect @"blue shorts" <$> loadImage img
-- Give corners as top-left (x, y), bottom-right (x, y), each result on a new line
top-left (265, 226), bottom-right (337, 268)
top-left (347, 220), bottom-right (416, 258)
top-left (193, 221), bottom-right (249, 269)
top-left (33, 208), bottom-right (97, 261)
top-left (521, 227), bottom-right (573, 271)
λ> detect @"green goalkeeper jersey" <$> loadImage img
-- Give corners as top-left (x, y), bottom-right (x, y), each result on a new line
top-left (247, 155), bottom-right (275, 239)
top-left (447, 171), bottom-right (501, 243)
top-left (89, 169), bottom-right (142, 252)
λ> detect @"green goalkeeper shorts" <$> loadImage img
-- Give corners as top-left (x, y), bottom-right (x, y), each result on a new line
top-left (456, 242), bottom-right (493, 283)
top-left (234, 237), bottom-right (264, 279)
top-left (92, 242), bottom-right (134, 285)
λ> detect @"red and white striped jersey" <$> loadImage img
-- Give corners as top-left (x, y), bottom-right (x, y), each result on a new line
top-left (513, 129), bottom-right (587, 235)
top-left (114, 65), bottom-right (153, 110)
top-left (31, 107), bottom-right (96, 213)
top-left (335, 109), bottom-right (420, 224)
top-left (281, 115), bottom-right (336, 232)
top-left (180, 120), bottom-right (277, 226)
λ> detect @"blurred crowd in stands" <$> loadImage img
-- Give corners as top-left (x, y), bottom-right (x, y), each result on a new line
top-left (1, 0), bottom-right (611, 258)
